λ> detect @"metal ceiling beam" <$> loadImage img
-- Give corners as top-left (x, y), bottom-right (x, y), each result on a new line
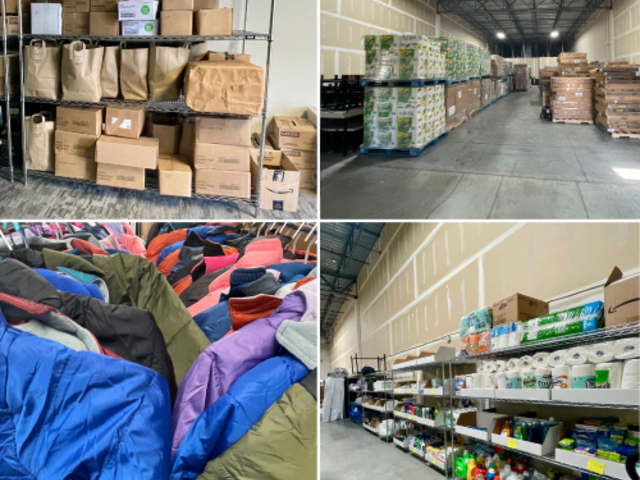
top-left (320, 247), bottom-right (368, 264)
top-left (438, 6), bottom-right (609, 13)
top-left (438, 0), bottom-right (506, 40)
top-left (503, 0), bottom-right (527, 39)
top-left (564, 0), bottom-right (609, 38)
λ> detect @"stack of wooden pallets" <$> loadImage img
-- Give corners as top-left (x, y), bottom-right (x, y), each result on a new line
top-left (591, 63), bottom-right (640, 139)
top-left (557, 52), bottom-right (589, 77)
top-left (539, 67), bottom-right (557, 107)
top-left (551, 77), bottom-right (595, 124)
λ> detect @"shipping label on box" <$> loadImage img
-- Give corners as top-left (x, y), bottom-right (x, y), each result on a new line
top-left (195, 117), bottom-right (252, 146)
top-left (121, 19), bottom-right (158, 35)
top-left (194, 142), bottom-right (250, 171)
top-left (105, 107), bottom-right (145, 139)
top-left (97, 163), bottom-right (145, 190)
top-left (195, 169), bottom-right (250, 199)
top-left (56, 106), bottom-right (103, 136)
top-left (54, 131), bottom-right (99, 159)
top-left (96, 135), bottom-right (158, 169)
top-left (118, 1), bottom-right (158, 20)
top-left (55, 155), bottom-right (97, 180)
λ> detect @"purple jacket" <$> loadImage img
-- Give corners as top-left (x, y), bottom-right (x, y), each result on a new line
top-left (170, 279), bottom-right (317, 456)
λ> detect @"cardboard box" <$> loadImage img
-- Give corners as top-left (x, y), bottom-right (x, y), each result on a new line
top-left (184, 60), bottom-right (264, 115)
top-left (250, 155), bottom-right (300, 212)
top-left (269, 117), bottom-right (317, 150)
top-left (298, 168), bottom-right (316, 190)
top-left (282, 149), bottom-right (316, 169)
top-left (31, 4), bottom-right (62, 34)
top-left (97, 163), bottom-right (145, 190)
top-left (179, 121), bottom-right (195, 163)
top-left (54, 131), bottom-right (99, 159)
top-left (195, 8), bottom-right (232, 35)
top-left (0, 15), bottom-right (19, 35)
top-left (604, 267), bottom-right (640, 327)
top-left (118, 1), bottom-right (158, 20)
top-left (446, 84), bottom-right (468, 128)
top-left (158, 154), bottom-right (192, 197)
top-left (251, 135), bottom-right (281, 167)
top-left (63, 13), bottom-right (90, 34)
top-left (207, 51), bottom-right (251, 62)
top-left (195, 169), bottom-right (250, 198)
top-left (56, 106), bottom-right (103, 136)
top-left (0, 53), bottom-right (19, 97)
top-left (91, 0), bottom-right (118, 12)
top-left (95, 135), bottom-right (159, 169)
top-left (163, 0), bottom-right (193, 10)
top-left (194, 0), bottom-right (217, 9)
top-left (104, 107), bottom-right (145, 139)
top-left (5, 0), bottom-right (18, 14)
top-left (63, 0), bottom-right (90, 13)
top-left (90, 12), bottom-right (119, 35)
top-left (149, 121), bottom-right (181, 154)
top-left (55, 155), bottom-right (97, 180)
top-left (194, 141), bottom-right (250, 171)
top-left (121, 19), bottom-right (158, 35)
top-left (492, 293), bottom-right (549, 327)
top-left (195, 117), bottom-right (251, 146)
top-left (160, 10), bottom-right (192, 35)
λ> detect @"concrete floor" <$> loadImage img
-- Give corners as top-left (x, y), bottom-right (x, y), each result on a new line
top-left (321, 420), bottom-right (443, 480)
top-left (321, 88), bottom-right (640, 219)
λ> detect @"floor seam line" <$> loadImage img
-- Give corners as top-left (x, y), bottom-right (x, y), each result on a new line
top-left (424, 173), bottom-right (464, 219)
top-left (488, 175), bottom-right (505, 219)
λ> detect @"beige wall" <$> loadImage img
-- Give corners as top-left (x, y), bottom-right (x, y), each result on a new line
top-left (320, 0), bottom-right (487, 78)
top-left (504, 57), bottom-right (558, 79)
top-left (575, 0), bottom-right (640, 63)
top-left (328, 222), bottom-right (640, 372)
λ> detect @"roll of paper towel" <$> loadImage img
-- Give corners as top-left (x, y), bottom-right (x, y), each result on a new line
top-left (535, 367), bottom-right (552, 389)
top-left (518, 355), bottom-right (534, 370)
top-left (552, 365), bottom-right (571, 389)
top-left (466, 374), bottom-right (475, 389)
top-left (613, 338), bottom-right (640, 360)
top-left (484, 373), bottom-right (495, 389)
top-left (595, 362), bottom-right (623, 389)
top-left (587, 343), bottom-right (615, 364)
top-left (484, 360), bottom-right (495, 373)
top-left (622, 359), bottom-right (640, 389)
top-left (477, 363), bottom-right (486, 374)
top-left (522, 369), bottom-right (536, 389)
top-left (571, 364), bottom-right (596, 388)
top-left (533, 352), bottom-right (550, 368)
top-left (566, 347), bottom-right (589, 365)
top-left (507, 358), bottom-right (520, 371)
top-left (473, 373), bottom-right (485, 389)
top-left (506, 370), bottom-right (522, 389)
top-left (494, 360), bottom-right (507, 373)
top-left (549, 350), bottom-right (568, 367)
top-left (496, 371), bottom-right (508, 389)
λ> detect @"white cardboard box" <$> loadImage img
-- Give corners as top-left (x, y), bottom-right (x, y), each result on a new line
top-left (393, 436), bottom-right (410, 450)
top-left (121, 19), bottom-right (159, 35)
top-left (455, 411), bottom-right (509, 442)
top-left (491, 417), bottom-right (561, 456)
top-left (495, 389), bottom-right (551, 401)
top-left (555, 449), bottom-right (630, 480)
top-left (551, 388), bottom-right (639, 406)
top-left (118, 1), bottom-right (158, 20)
top-left (32, 4), bottom-right (63, 34)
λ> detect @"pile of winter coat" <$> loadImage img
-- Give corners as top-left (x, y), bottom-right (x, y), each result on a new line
top-left (0, 221), bottom-right (318, 479)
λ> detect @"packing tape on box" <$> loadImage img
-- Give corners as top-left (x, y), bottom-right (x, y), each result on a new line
top-left (552, 365), bottom-right (571, 389)
top-left (613, 338), bottom-right (640, 360)
top-left (496, 371), bottom-right (508, 389)
top-left (566, 346), bottom-right (589, 365)
top-left (484, 373), bottom-right (495, 389)
top-left (622, 359), bottom-right (640, 389)
top-left (522, 369), bottom-right (536, 389)
top-left (535, 367), bottom-right (552, 389)
top-left (571, 363), bottom-right (596, 388)
top-left (507, 358), bottom-right (520, 370)
top-left (587, 343), bottom-right (615, 364)
top-left (595, 362), bottom-right (623, 389)
top-left (506, 370), bottom-right (522, 389)
top-left (549, 350), bottom-right (568, 367)
top-left (533, 351), bottom-right (550, 368)
top-left (494, 360), bottom-right (507, 373)
top-left (518, 355), bottom-right (534, 370)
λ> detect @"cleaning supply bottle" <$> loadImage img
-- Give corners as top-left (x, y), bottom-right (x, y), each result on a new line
top-left (468, 459), bottom-right (477, 480)
top-left (492, 453), bottom-right (501, 472)
top-left (488, 464), bottom-right (496, 480)
top-left (475, 463), bottom-right (488, 480)
top-left (501, 462), bottom-right (512, 479)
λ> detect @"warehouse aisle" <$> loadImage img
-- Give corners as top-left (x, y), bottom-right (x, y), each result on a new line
top-left (321, 420), bottom-right (442, 480)
top-left (321, 88), bottom-right (640, 219)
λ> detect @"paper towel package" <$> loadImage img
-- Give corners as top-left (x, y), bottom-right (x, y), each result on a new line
top-left (364, 34), bottom-right (443, 81)
top-left (521, 301), bottom-right (604, 344)
top-left (604, 267), bottom-right (640, 327)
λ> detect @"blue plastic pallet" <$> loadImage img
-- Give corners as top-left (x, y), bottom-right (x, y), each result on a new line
top-left (446, 78), bottom-right (470, 86)
top-left (501, 77), bottom-right (508, 82)
top-left (469, 76), bottom-right (482, 81)
top-left (360, 78), bottom-right (448, 87)
top-left (360, 131), bottom-right (449, 157)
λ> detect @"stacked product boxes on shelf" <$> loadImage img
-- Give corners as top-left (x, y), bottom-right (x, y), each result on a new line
top-left (592, 62), bottom-right (640, 138)
top-left (364, 34), bottom-right (445, 80)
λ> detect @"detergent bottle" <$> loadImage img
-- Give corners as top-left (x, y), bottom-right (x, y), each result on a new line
top-left (467, 459), bottom-right (477, 480)
top-left (487, 464), bottom-right (496, 480)
top-left (474, 463), bottom-right (488, 480)
top-left (501, 462), bottom-right (512, 479)
top-left (456, 453), bottom-right (468, 478)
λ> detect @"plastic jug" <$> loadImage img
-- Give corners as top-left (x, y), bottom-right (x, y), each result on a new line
top-left (475, 464), bottom-right (488, 480)
top-left (488, 464), bottom-right (496, 480)
top-left (468, 459), bottom-right (477, 480)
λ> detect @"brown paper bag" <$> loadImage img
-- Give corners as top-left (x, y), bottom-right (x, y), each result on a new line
top-left (61, 41), bottom-right (104, 103)
top-left (149, 44), bottom-right (190, 102)
top-left (24, 40), bottom-right (62, 99)
top-left (100, 45), bottom-right (120, 99)
top-left (25, 113), bottom-right (55, 172)
top-left (120, 45), bottom-right (149, 101)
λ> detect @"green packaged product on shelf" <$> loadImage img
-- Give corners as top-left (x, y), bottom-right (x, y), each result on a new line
top-left (521, 301), bottom-right (604, 344)
top-left (558, 438), bottom-right (576, 450)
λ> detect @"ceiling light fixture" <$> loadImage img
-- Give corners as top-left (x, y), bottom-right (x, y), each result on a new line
top-left (497, 32), bottom-right (506, 39)
top-left (550, 31), bottom-right (559, 38)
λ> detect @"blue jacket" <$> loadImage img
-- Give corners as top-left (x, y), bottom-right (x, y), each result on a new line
top-left (0, 307), bottom-right (172, 479)
top-left (170, 355), bottom-right (308, 479)
top-left (35, 268), bottom-right (104, 301)
top-left (267, 262), bottom-right (316, 283)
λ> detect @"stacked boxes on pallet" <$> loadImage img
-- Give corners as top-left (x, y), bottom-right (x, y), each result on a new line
top-left (514, 64), bottom-right (530, 90)
top-left (434, 36), bottom-right (460, 81)
top-left (446, 84), bottom-right (468, 129)
top-left (551, 77), bottom-right (595, 124)
top-left (490, 55), bottom-right (504, 77)
top-left (539, 67), bottom-right (557, 107)
top-left (364, 35), bottom-right (444, 81)
top-left (466, 80), bottom-right (481, 117)
top-left (481, 78), bottom-right (494, 108)
top-left (592, 63), bottom-right (640, 138)
top-left (557, 52), bottom-right (589, 77)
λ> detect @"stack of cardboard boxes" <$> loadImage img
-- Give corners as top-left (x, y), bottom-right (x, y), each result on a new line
top-left (557, 52), bottom-right (589, 77)
top-left (592, 63), bottom-right (640, 137)
top-left (481, 78), bottom-right (494, 108)
top-left (54, 106), bottom-right (103, 180)
top-left (491, 55), bottom-right (504, 77)
top-left (539, 67), bottom-right (558, 107)
top-left (514, 64), bottom-right (530, 91)
top-left (2, 0), bottom-right (24, 34)
top-left (161, 0), bottom-right (233, 36)
top-left (466, 80), bottom-right (481, 117)
top-left (551, 77), bottom-right (595, 123)
top-left (445, 84), bottom-right (468, 129)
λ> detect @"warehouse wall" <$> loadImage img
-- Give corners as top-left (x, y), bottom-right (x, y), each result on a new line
top-left (574, 0), bottom-right (640, 63)
top-left (503, 57), bottom-right (558, 79)
top-left (321, 344), bottom-right (332, 379)
top-left (320, 0), bottom-right (487, 78)
top-left (328, 222), bottom-right (640, 371)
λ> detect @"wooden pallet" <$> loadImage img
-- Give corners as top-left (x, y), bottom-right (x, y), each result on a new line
top-left (552, 118), bottom-right (594, 125)
top-left (611, 131), bottom-right (640, 139)
top-left (448, 118), bottom-right (467, 131)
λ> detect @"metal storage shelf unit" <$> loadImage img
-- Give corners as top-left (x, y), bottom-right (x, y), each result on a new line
top-left (9, 0), bottom-right (276, 215)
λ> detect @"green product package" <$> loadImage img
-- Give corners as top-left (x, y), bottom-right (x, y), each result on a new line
top-left (521, 302), bottom-right (604, 344)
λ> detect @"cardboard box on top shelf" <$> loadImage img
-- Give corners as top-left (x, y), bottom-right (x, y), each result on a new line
top-left (160, 10), bottom-right (192, 35)
top-left (149, 120), bottom-right (181, 155)
top-left (163, 0), bottom-right (193, 10)
top-left (492, 293), bottom-right (549, 327)
top-left (183, 60), bottom-right (264, 115)
top-left (55, 155), bottom-right (97, 181)
top-left (251, 134), bottom-right (282, 167)
top-left (158, 154), bottom-right (192, 197)
top-left (250, 154), bottom-right (300, 212)
top-left (281, 149), bottom-right (316, 170)
top-left (195, 8), bottom-right (232, 35)
top-left (31, 4), bottom-right (62, 34)
top-left (179, 121), bottom-right (195, 163)
top-left (195, 169), bottom-right (250, 198)
top-left (95, 135), bottom-right (159, 169)
top-left (269, 117), bottom-right (317, 150)
top-left (104, 107), bottom-right (145, 139)
top-left (91, 0), bottom-right (118, 12)
top-left (118, 1), bottom-right (159, 20)
top-left (55, 130), bottom-right (99, 159)
top-left (63, 0), bottom-right (90, 13)
top-left (97, 163), bottom-right (145, 190)
top-left (604, 267), bottom-right (640, 327)
top-left (195, 117), bottom-right (251, 146)
top-left (63, 13), bottom-right (90, 34)
top-left (90, 12), bottom-right (119, 35)
top-left (194, 142), bottom-right (250, 171)
top-left (56, 106), bottom-right (103, 136)
top-left (194, 0), bottom-right (217, 9)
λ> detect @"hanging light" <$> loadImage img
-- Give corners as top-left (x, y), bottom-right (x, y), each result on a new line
top-left (497, 32), bottom-right (506, 39)
top-left (550, 31), bottom-right (559, 38)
